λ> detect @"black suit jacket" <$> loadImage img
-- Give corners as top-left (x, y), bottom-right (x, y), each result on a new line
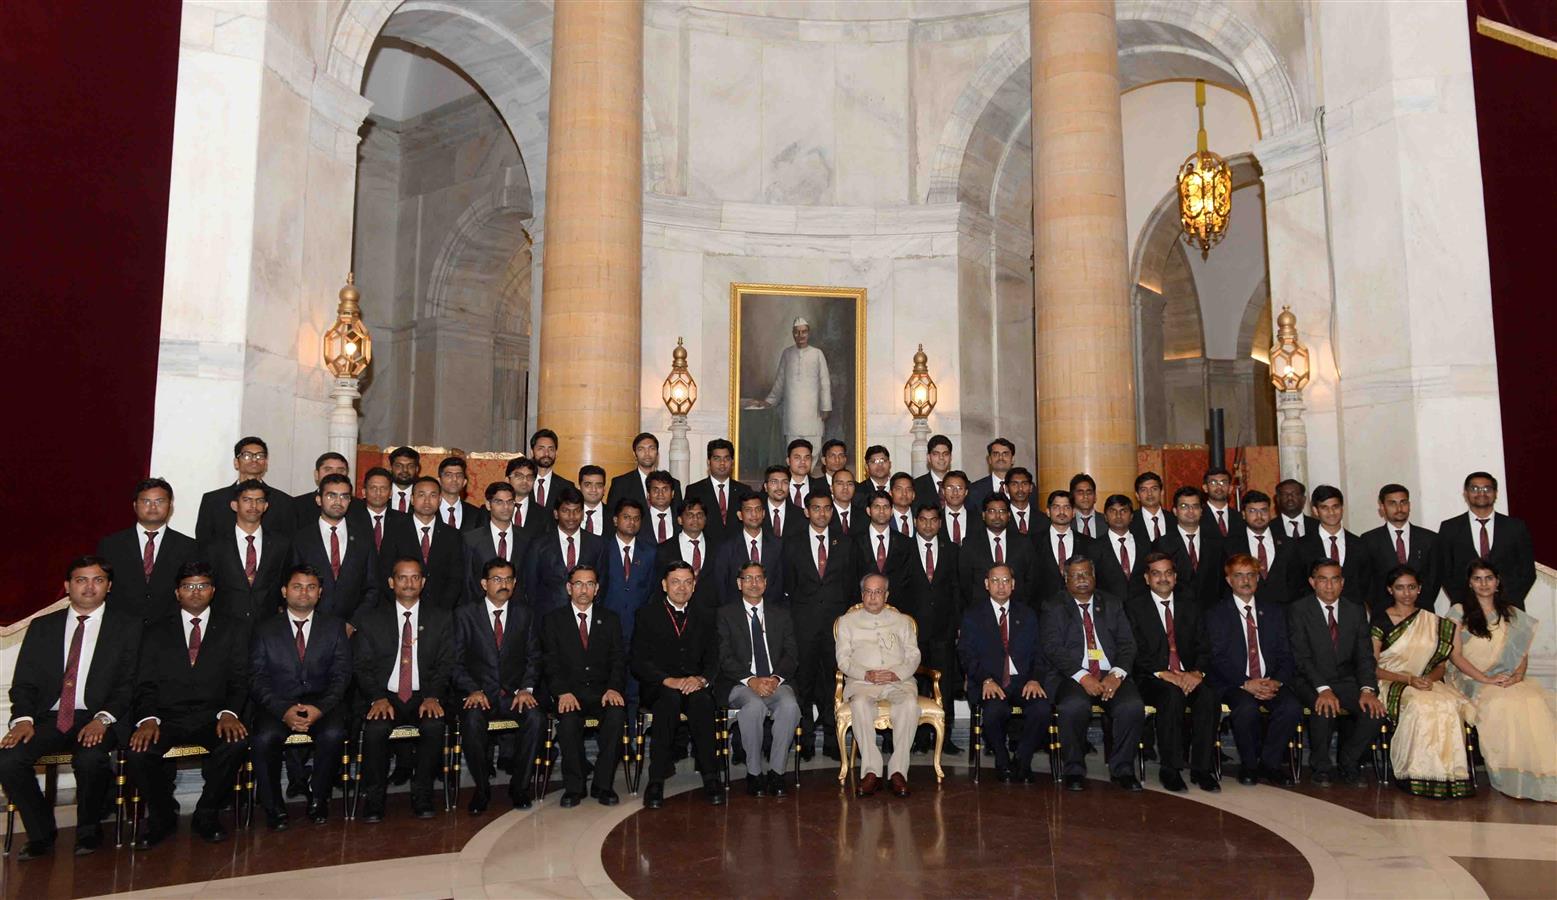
top-left (452, 600), bottom-right (540, 699)
top-left (1436, 512), bottom-right (1536, 608)
top-left (957, 529), bottom-right (1039, 607)
top-left (132, 611), bottom-right (249, 730)
top-left (195, 482), bottom-right (294, 543)
top-left (1294, 528), bottom-right (1373, 607)
top-left (965, 475), bottom-right (1006, 513)
top-left (1223, 525), bottom-right (1300, 605)
top-left (378, 516), bottom-right (466, 609)
top-left (291, 492), bottom-right (371, 533)
top-left (1360, 523), bottom-right (1439, 615)
top-left (710, 529), bottom-right (784, 608)
top-left (202, 528), bottom-right (293, 623)
top-left (1276, 514), bottom-right (1321, 543)
top-left (606, 470), bottom-right (682, 513)
top-left (532, 472), bottom-right (574, 511)
top-left (715, 600), bottom-right (799, 698)
top-left (1084, 530), bottom-right (1149, 600)
top-left (1285, 595), bottom-right (1377, 703)
top-left (684, 477), bottom-right (755, 549)
top-left (828, 502), bottom-right (867, 541)
top-left (1031, 527), bottom-right (1094, 602)
top-left (959, 598), bottom-right (1052, 697)
top-left (631, 598), bottom-right (719, 703)
top-left (1203, 503), bottom-right (1244, 540)
top-left (1153, 527), bottom-right (1225, 609)
top-left (362, 507), bottom-right (409, 555)
top-left (1132, 508), bottom-right (1177, 544)
top-left (352, 602), bottom-right (455, 705)
top-left (1204, 596), bottom-right (1295, 692)
top-left (761, 500), bottom-right (808, 546)
top-left (8, 607), bottom-right (140, 727)
top-left (464, 524), bottom-right (532, 608)
top-left (248, 612), bottom-right (352, 720)
top-left (96, 526), bottom-right (200, 621)
top-left (851, 527), bottom-right (915, 603)
top-left (781, 528), bottom-right (856, 638)
top-left (525, 528), bottom-right (607, 617)
top-left (293, 517), bottom-right (379, 623)
top-left (1039, 592), bottom-right (1137, 684)
top-left (913, 472), bottom-right (945, 509)
top-left (541, 604), bottom-right (626, 699)
top-left (899, 536), bottom-right (960, 643)
top-left (511, 497), bottom-right (555, 543)
top-left (653, 534), bottom-right (720, 613)
top-left (1124, 590), bottom-right (1207, 680)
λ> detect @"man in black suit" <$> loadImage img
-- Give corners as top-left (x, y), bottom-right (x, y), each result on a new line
top-left (717, 562), bottom-right (802, 797)
top-left (0, 556), bottom-right (139, 860)
top-left (685, 438), bottom-right (752, 550)
top-left (655, 498), bottom-right (719, 612)
top-left (353, 558), bottom-right (454, 821)
top-left (387, 446), bottom-right (422, 515)
top-left (378, 476), bottom-right (465, 609)
top-left (1287, 559), bottom-right (1386, 785)
top-left (542, 565), bottom-right (628, 807)
top-left (760, 463), bottom-right (806, 546)
top-left (965, 437), bottom-right (1015, 511)
top-left (525, 487), bottom-right (606, 616)
top-left (938, 471), bottom-right (974, 546)
top-left (294, 473), bottom-right (379, 624)
top-left (606, 432), bottom-right (682, 510)
top-left (290, 452), bottom-right (355, 531)
top-left (1202, 466), bottom-right (1244, 539)
top-left (904, 502), bottom-right (963, 754)
top-left (958, 494), bottom-right (1038, 607)
top-left (248, 565), bottom-right (352, 829)
top-left (711, 494), bottom-right (784, 608)
top-left (1362, 484), bottom-right (1439, 616)
top-left (577, 465), bottom-right (609, 537)
top-left (1125, 553), bottom-right (1220, 792)
top-left (852, 490), bottom-right (915, 602)
top-left (1132, 471), bottom-right (1176, 544)
top-left (97, 477), bottom-right (200, 621)
top-left (889, 472), bottom-right (920, 539)
top-left (913, 434), bottom-right (953, 509)
top-left (1437, 471), bottom-right (1537, 609)
top-left (1034, 490), bottom-right (1092, 602)
top-left (860, 445), bottom-right (895, 497)
top-left (528, 428), bottom-right (575, 511)
top-left (1275, 478), bottom-right (1319, 542)
top-left (195, 436), bottom-right (294, 542)
top-left (1068, 474), bottom-right (1103, 541)
top-left (1003, 468), bottom-right (1045, 539)
top-left (782, 491), bottom-right (855, 760)
top-left (505, 456), bottom-right (556, 542)
top-left (435, 456), bottom-right (484, 532)
top-left (1154, 486), bottom-right (1225, 609)
top-left (782, 439), bottom-right (830, 511)
top-left (361, 466), bottom-right (406, 555)
top-left (643, 471), bottom-right (680, 546)
top-left (124, 561), bottom-right (249, 847)
top-left (454, 558), bottom-right (543, 813)
top-left (828, 467), bottom-right (865, 538)
top-left (465, 481), bottom-right (531, 606)
top-left (1294, 485), bottom-right (1373, 609)
top-left (202, 479), bottom-right (294, 623)
top-left (1086, 494), bottom-right (1148, 599)
top-left (1206, 554), bottom-right (1302, 785)
top-left (1040, 557), bottom-right (1145, 792)
top-left (958, 563), bottom-right (1051, 781)
top-left (631, 562), bottom-right (725, 808)
top-left (1225, 490), bottom-right (1298, 605)
top-left (820, 439), bottom-right (851, 481)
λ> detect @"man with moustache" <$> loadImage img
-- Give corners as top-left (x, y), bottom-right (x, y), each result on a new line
top-left (528, 429), bottom-right (574, 511)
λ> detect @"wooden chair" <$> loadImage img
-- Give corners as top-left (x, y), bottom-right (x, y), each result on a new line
top-left (3, 751), bottom-right (124, 854)
top-left (719, 708), bottom-right (803, 790)
top-left (830, 603), bottom-right (945, 784)
top-left (125, 743), bottom-right (249, 844)
top-left (348, 723), bottom-right (453, 819)
top-left (247, 733), bottom-right (351, 825)
top-left (534, 714), bottom-right (634, 798)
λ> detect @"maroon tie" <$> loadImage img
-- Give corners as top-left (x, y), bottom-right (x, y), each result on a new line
top-left (750, 538), bottom-right (760, 565)
top-left (1056, 533), bottom-right (1068, 571)
top-left (1477, 519), bottom-right (1490, 559)
top-left (839, 508), bottom-right (849, 530)
top-left (900, 514), bottom-right (910, 537)
top-left (1329, 535), bottom-right (1340, 563)
top-left (794, 483), bottom-right (803, 507)
top-left (1216, 509), bottom-right (1228, 537)
top-left (657, 513), bottom-right (668, 543)
top-left (142, 531), bottom-right (157, 579)
top-left (1395, 529), bottom-right (1407, 565)
top-left (577, 611), bottom-right (589, 650)
top-left (420, 527), bottom-right (431, 564)
top-left (1256, 535), bottom-right (1269, 577)
top-left (1244, 607), bottom-right (1261, 678)
top-left (516, 502), bottom-right (525, 529)
top-left (374, 514), bottom-right (384, 550)
top-left (1080, 603), bottom-right (1102, 678)
top-left (1153, 516), bottom-right (1163, 541)
top-left (623, 545), bottom-right (633, 580)
top-left (816, 534), bottom-right (828, 578)
top-left (718, 483), bottom-right (728, 521)
top-left (1326, 604), bottom-right (1339, 650)
top-left (1080, 516), bottom-right (1091, 538)
top-left (244, 535), bottom-right (257, 585)
top-left (493, 609), bottom-right (504, 650)
top-left (924, 541), bottom-right (935, 582)
top-left (584, 509), bottom-right (594, 533)
top-left (1186, 535), bottom-right (1198, 573)
top-left (58, 614), bottom-right (88, 733)
top-left (1118, 537), bottom-right (1130, 574)
top-left (535, 478), bottom-right (546, 508)
top-left (397, 611), bottom-right (414, 702)
top-left (447, 506), bottom-right (457, 528)
top-left (876, 534), bottom-right (888, 573)
top-left (1162, 601), bottom-right (1181, 672)
top-left (951, 512), bottom-right (962, 544)
top-left (329, 526), bottom-right (341, 579)
top-left (994, 535), bottom-right (1004, 564)
top-left (497, 530), bottom-right (508, 560)
top-left (998, 607), bottom-right (1011, 688)
top-left (690, 538), bottom-right (702, 575)
top-left (772, 507), bottom-right (782, 535)
top-left (398, 492), bottom-right (407, 513)
top-left (1017, 511), bottom-right (1028, 534)
top-left (188, 616), bottom-right (202, 667)
top-left (295, 620), bottom-right (307, 663)
top-left (566, 535), bottom-right (577, 569)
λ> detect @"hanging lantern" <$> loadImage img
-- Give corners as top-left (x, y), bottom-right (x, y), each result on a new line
top-left (903, 344), bottom-right (937, 419)
top-left (1177, 79), bottom-right (1233, 260)
top-left (1268, 305), bottom-right (1311, 393)
top-left (322, 273), bottom-right (372, 378)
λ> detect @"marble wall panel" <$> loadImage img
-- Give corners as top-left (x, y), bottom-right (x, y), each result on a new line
top-left (687, 29), bottom-right (762, 201)
top-left (834, 41), bottom-right (910, 207)
top-left (761, 41), bottom-right (836, 204)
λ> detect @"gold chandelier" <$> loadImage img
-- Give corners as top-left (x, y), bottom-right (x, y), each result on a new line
top-left (1177, 79), bottom-right (1233, 260)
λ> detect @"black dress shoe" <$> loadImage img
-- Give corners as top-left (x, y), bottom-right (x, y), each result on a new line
top-left (1063, 775), bottom-right (1086, 792)
top-left (1159, 768), bottom-right (1188, 792)
top-left (1112, 774), bottom-right (1144, 792)
top-left (822, 742), bottom-right (841, 762)
top-left (559, 791), bottom-right (584, 808)
top-left (1019, 767), bottom-right (1039, 784)
top-left (1312, 770), bottom-right (1334, 787)
top-left (1193, 772), bottom-right (1222, 793)
top-left (746, 774), bottom-right (766, 797)
top-left (644, 782), bottom-right (665, 809)
top-left (360, 808), bottom-right (384, 824)
top-left (74, 833), bottom-right (102, 856)
top-left (308, 800), bottom-right (329, 824)
top-left (286, 781), bottom-right (311, 800)
top-left (593, 787), bottom-right (620, 806)
top-left (1237, 768), bottom-right (1260, 786)
top-left (132, 822), bottom-right (174, 851)
top-left (942, 741), bottom-right (964, 755)
top-left (994, 765), bottom-right (1015, 783)
top-left (194, 821), bottom-right (229, 843)
top-left (16, 840), bottom-right (53, 861)
top-left (511, 790), bottom-right (533, 810)
top-left (412, 803), bottom-right (436, 819)
top-left (469, 789), bottom-right (491, 815)
top-left (767, 771), bottom-right (788, 797)
top-left (704, 779), bottom-right (726, 805)
top-left (1339, 767), bottom-right (1363, 787)
top-left (798, 744), bottom-right (815, 762)
top-left (266, 810), bottom-right (291, 831)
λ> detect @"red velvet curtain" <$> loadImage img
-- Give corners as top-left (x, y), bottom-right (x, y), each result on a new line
top-left (0, 2), bottom-right (182, 621)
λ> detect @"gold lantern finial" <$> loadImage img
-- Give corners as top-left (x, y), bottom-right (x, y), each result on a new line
top-left (1269, 305), bottom-right (1311, 392)
top-left (323, 272), bottom-right (372, 379)
top-left (1177, 79), bottom-right (1233, 260)
top-left (903, 344), bottom-right (937, 419)
top-left (662, 337), bottom-right (698, 416)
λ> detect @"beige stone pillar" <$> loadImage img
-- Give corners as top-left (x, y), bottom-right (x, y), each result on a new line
top-left (1030, 0), bottom-right (1137, 494)
top-left (537, 0), bottom-right (643, 477)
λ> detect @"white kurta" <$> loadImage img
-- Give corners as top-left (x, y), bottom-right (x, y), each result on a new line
top-left (764, 344), bottom-right (832, 442)
top-left (836, 606), bottom-right (921, 777)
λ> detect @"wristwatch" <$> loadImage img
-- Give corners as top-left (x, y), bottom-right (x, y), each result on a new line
top-left (93, 712), bottom-right (113, 726)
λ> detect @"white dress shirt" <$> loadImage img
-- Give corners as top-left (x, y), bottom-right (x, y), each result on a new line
top-left (22, 605), bottom-right (112, 726)
top-left (985, 528), bottom-right (1010, 560)
top-left (677, 532), bottom-right (704, 570)
top-left (440, 500), bottom-right (466, 529)
top-left (393, 486), bottom-right (412, 513)
top-left (557, 528), bottom-right (583, 563)
top-left (768, 502), bottom-right (788, 531)
top-left (1047, 527), bottom-right (1074, 564)
top-left (1010, 505), bottom-right (1034, 534)
top-left (1141, 508), bottom-right (1168, 539)
top-left (1317, 526), bottom-right (1347, 565)
top-left (616, 536), bottom-right (637, 573)
top-left (234, 524), bottom-right (263, 565)
top-left (1246, 528), bottom-right (1274, 561)
top-left (582, 503), bottom-right (604, 534)
top-left (918, 538), bottom-right (937, 575)
top-left (318, 516), bottom-right (346, 553)
top-left (1389, 526), bottom-right (1411, 560)
top-left (385, 601), bottom-right (422, 692)
top-left (488, 521), bottom-right (514, 559)
top-left (1280, 514), bottom-right (1307, 539)
top-left (988, 598), bottom-right (1017, 675)
top-left (137, 524), bottom-right (162, 565)
top-left (534, 472), bottom-right (553, 502)
top-left (1206, 502), bottom-right (1232, 533)
top-left (1107, 530), bottom-right (1136, 571)
top-left (944, 508), bottom-right (966, 543)
top-left (513, 496), bottom-right (535, 529)
top-left (1068, 596), bottom-right (1126, 682)
top-left (571, 602), bottom-right (594, 640)
top-left (1178, 528), bottom-right (1200, 562)
top-left (1074, 512), bottom-right (1099, 538)
top-left (788, 478), bottom-right (811, 507)
top-left (743, 600), bottom-right (782, 685)
top-left (808, 527), bottom-right (830, 572)
top-left (1234, 596), bottom-right (1267, 679)
top-left (1467, 510), bottom-right (1495, 548)
top-left (649, 507), bottom-right (674, 541)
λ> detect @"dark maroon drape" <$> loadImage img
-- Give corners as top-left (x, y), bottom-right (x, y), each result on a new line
top-left (0, 2), bottom-right (183, 621)
top-left (1466, 0), bottom-right (1557, 565)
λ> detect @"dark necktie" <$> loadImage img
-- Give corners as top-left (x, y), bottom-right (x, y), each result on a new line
top-left (585, 509), bottom-right (594, 533)
top-left (1056, 533), bottom-right (1068, 570)
top-left (900, 514), bottom-right (910, 536)
top-left (657, 513), bottom-right (668, 543)
top-left (516, 502), bottom-right (525, 529)
top-left (671, 605), bottom-right (687, 633)
top-left (1288, 518), bottom-right (1298, 539)
top-left (398, 611), bottom-right (414, 702)
top-left (1017, 511), bottom-right (1028, 534)
top-left (244, 535), bottom-right (257, 585)
top-left (717, 483), bottom-right (728, 521)
top-left (1395, 529), bottom-right (1407, 565)
top-left (1162, 601), bottom-right (1181, 672)
top-left (1256, 535), bottom-right (1269, 577)
top-left (1329, 534), bottom-right (1340, 563)
top-left (398, 492), bottom-right (408, 513)
top-left (998, 606), bottom-right (1011, 688)
top-left (993, 534), bottom-right (1004, 564)
top-left (1478, 518), bottom-right (1490, 559)
top-left (374, 514), bottom-right (384, 550)
top-left (876, 534), bottom-right (888, 573)
top-left (58, 614), bottom-right (88, 733)
top-left (493, 609), bottom-right (504, 650)
top-left (840, 508), bottom-right (850, 530)
top-left (566, 535), bottom-right (577, 569)
top-left (1080, 602), bottom-right (1101, 677)
top-left (690, 538), bottom-right (702, 575)
top-left (816, 534), bottom-right (828, 578)
top-left (497, 530), bottom-right (508, 560)
top-left (535, 478), bottom-right (546, 507)
top-left (750, 608), bottom-right (771, 677)
top-left (1326, 603), bottom-right (1339, 650)
top-left (329, 525), bottom-right (341, 579)
top-left (1216, 509), bottom-right (1227, 536)
top-left (188, 616), bottom-right (202, 667)
top-left (1186, 534), bottom-right (1198, 573)
top-left (447, 506), bottom-right (457, 528)
top-left (950, 512), bottom-right (962, 544)
top-left (295, 620), bottom-right (307, 663)
top-left (1244, 607), bottom-right (1261, 678)
top-left (924, 541), bottom-right (935, 582)
top-left (142, 531), bottom-right (157, 579)
top-left (750, 537), bottom-right (760, 564)
top-left (772, 506), bottom-right (782, 535)
top-left (578, 611), bottom-right (590, 650)
top-left (420, 526), bottom-right (431, 563)
top-left (1152, 516), bottom-right (1162, 541)
top-left (1080, 516), bottom-right (1091, 538)
top-left (794, 483), bottom-right (803, 507)
top-left (1118, 537), bottom-right (1130, 574)
top-left (623, 545), bottom-right (633, 580)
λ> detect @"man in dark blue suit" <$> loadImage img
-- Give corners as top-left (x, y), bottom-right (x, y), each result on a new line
top-left (525, 488), bottom-right (607, 617)
top-left (958, 564), bottom-right (1051, 781)
top-left (248, 565), bottom-right (352, 830)
top-left (293, 473), bottom-right (379, 624)
top-left (1204, 553), bottom-right (1302, 786)
top-left (600, 497), bottom-right (657, 709)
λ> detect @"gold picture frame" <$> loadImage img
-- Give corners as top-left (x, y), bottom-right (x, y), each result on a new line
top-left (728, 282), bottom-right (866, 485)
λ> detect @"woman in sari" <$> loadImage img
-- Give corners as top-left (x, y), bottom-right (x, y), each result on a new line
top-left (1371, 566), bottom-right (1473, 798)
top-left (1447, 560), bottom-right (1557, 802)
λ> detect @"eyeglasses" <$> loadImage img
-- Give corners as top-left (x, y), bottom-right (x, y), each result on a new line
top-left (1466, 485), bottom-right (1496, 494)
top-left (238, 452), bottom-right (268, 462)
top-left (177, 582), bottom-right (214, 592)
top-left (485, 576), bottom-right (516, 585)
top-left (987, 577), bottom-right (1014, 586)
top-left (135, 497), bottom-right (169, 507)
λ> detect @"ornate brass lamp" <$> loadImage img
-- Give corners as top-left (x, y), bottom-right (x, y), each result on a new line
top-left (1268, 305), bottom-right (1310, 483)
top-left (323, 273), bottom-right (372, 462)
top-left (662, 338), bottom-right (697, 485)
top-left (904, 344), bottom-right (937, 473)
top-left (1177, 80), bottom-right (1233, 260)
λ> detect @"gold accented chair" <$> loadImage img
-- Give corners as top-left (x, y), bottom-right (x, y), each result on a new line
top-left (348, 724), bottom-right (453, 818)
top-left (2, 752), bottom-right (120, 853)
top-left (125, 743), bottom-right (249, 844)
top-left (534, 715), bottom-right (633, 798)
top-left (250, 733), bottom-right (350, 825)
top-left (449, 716), bottom-right (525, 798)
top-left (830, 603), bottom-right (945, 785)
top-left (968, 703), bottom-right (1060, 783)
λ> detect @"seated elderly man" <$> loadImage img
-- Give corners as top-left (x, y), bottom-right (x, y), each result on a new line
top-left (835, 573), bottom-right (921, 798)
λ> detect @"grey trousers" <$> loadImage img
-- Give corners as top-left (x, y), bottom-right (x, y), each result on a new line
top-left (729, 683), bottom-right (801, 776)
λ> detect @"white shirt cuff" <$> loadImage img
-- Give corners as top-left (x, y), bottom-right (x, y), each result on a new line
top-left (1072, 669), bottom-right (1089, 683)
top-left (95, 711), bottom-right (116, 725)
top-left (1316, 685), bottom-right (1331, 695)
top-left (136, 716), bottom-right (160, 728)
top-left (1110, 668), bottom-right (1127, 680)
top-left (217, 709), bottom-right (238, 721)
top-left (9, 717), bottom-right (34, 728)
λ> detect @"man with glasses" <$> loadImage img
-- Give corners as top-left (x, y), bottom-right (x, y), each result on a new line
top-left (203, 479), bottom-right (293, 622)
top-left (296, 472), bottom-right (378, 625)
top-left (836, 573), bottom-right (921, 798)
top-left (1204, 554), bottom-right (1300, 786)
top-left (97, 477), bottom-right (199, 621)
top-left (1436, 472), bottom-right (1536, 608)
top-left (1202, 466), bottom-right (1243, 538)
top-left (717, 562), bottom-right (801, 797)
top-left (958, 563), bottom-right (1051, 782)
top-left (196, 436), bottom-right (294, 541)
top-left (543, 565), bottom-right (628, 807)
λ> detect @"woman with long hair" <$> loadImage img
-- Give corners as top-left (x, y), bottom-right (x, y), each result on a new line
top-left (1447, 560), bottom-right (1557, 801)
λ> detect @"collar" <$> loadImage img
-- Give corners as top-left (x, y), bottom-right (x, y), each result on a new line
top-left (616, 536), bottom-right (635, 553)
top-left (139, 523), bottom-right (162, 538)
top-left (68, 604), bottom-right (106, 624)
top-left (570, 602), bottom-right (594, 617)
top-left (1072, 595), bottom-right (1095, 607)
top-left (289, 614), bottom-right (312, 628)
top-left (484, 598), bottom-right (508, 617)
top-left (1319, 525), bottom-right (1344, 539)
top-left (396, 599), bottom-right (421, 616)
top-left (412, 514), bottom-right (437, 528)
top-left (490, 519), bottom-right (514, 534)
top-left (667, 598), bottom-right (691, 614)
top-left (320, 516), bottom-right (344, 530)
top-left (235, 523), bottom-right (262, 540)
top-left (185, 609), bottom-right (207, 626)
top-left (1468, 509), bottom-right (1493, 524)
top-left (988, 597), bottom-right (1008, 615)
top-left (1236, 596), bottom-right (1257, 613)
top-left (1151, 591), bottom-right (1174, 606)
top-left (870, 524), bottom-right (891, 538)
top-left (744, 599), bottom-right (764, 615)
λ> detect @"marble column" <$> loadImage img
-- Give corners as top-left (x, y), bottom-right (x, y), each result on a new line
top-left (1030, 0), bottom-right (1136, 495)
top-left (536, 0), bottom-right (643, 477)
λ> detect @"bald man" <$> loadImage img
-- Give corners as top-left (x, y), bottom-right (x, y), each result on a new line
top-left (761, 316), bottom-right (833, 448)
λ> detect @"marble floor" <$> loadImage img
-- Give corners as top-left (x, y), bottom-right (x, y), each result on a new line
top-left (2, 753), bottom-right (1552, 899)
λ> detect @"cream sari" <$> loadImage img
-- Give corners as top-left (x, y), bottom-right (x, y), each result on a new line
top-left (1447, 607), bottom-right (1557, 802)
top-left (1373, 610), bottom-right (1473, 798)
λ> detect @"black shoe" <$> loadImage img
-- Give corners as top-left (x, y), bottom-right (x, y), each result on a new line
top-left (16, 840), bottom-right (53, 861)
top-left (510, 791), bottom-right (533, 810)
top-left (1312, 770), bottom-right (1334, 787)
top-left (593, 787), bottom-right (620, 806)
top-left (704, 779), bottom-right (726, 806)
top-left (132, 821), bottom-right (174, 851)
top-left (746, 774), bottom-right (766, 797)
top-left (798, 744), bottom-right (815, 762)
top-left (942, 741), bottom-right (964, 755)
top-left (767, 771), bottom-right (788, 797)
top-left (1063, 775), bottom-right (1086, 792)
top-left (995, 766), bottom-right (1015, 783)
top-left (1159, 768), bottom-right (1187, 792)
top-left (1339, 767), bottom-right (1363, 787)
top-left (308, 800), bottom-right (329, 824)
top-left (389, 766), bottom-right (413, 787)
top-left (194, 821), bottom-right (228, 843)
top-left (1193, 772), bottom-right (1222, 793)
top-left (266, 811), bottom-right (290, 831)
top-left (822, 741), bottom-right (841, 762)
top-left (644, 782), bottom-right (665, 809)
top-left (1113, 774), bottom-right (1144, 792)
top-left (560, 791), bottom-right (584, 808)
top-left (1264, 765), bottom-right (1296, 787)
top-left (1237, 764), bottom-right (1260, 786)
top-left (360, 807), bottom-right (384, 824)
top-left (286, 781), bottom-right (311, 800)
top-left (469, 789), bottom-right (491, 815)
top-left (412, 803), bottom-right (436, 819)
top-left (74, 832), bottom-right (102, 856)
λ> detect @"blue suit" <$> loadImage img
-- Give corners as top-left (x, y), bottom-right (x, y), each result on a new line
top-left (958, 598), bottom-right (1052, 773)
top-left (248, 612), bottom-right (352, 817)
top-left (600, 535), bottom-right (657, 707)
top-left (1204, 596), bottom-right (1301, 775)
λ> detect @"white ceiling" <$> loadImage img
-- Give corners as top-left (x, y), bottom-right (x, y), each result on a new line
top-left (362, 41), bottom-right (479, 122)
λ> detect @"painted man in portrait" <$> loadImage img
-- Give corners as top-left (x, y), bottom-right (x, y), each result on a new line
top-left (758, 317), bottom-right (833, 449)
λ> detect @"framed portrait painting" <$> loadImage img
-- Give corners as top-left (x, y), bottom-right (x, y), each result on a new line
top-left (729, 283), bottom-right (865, 485)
